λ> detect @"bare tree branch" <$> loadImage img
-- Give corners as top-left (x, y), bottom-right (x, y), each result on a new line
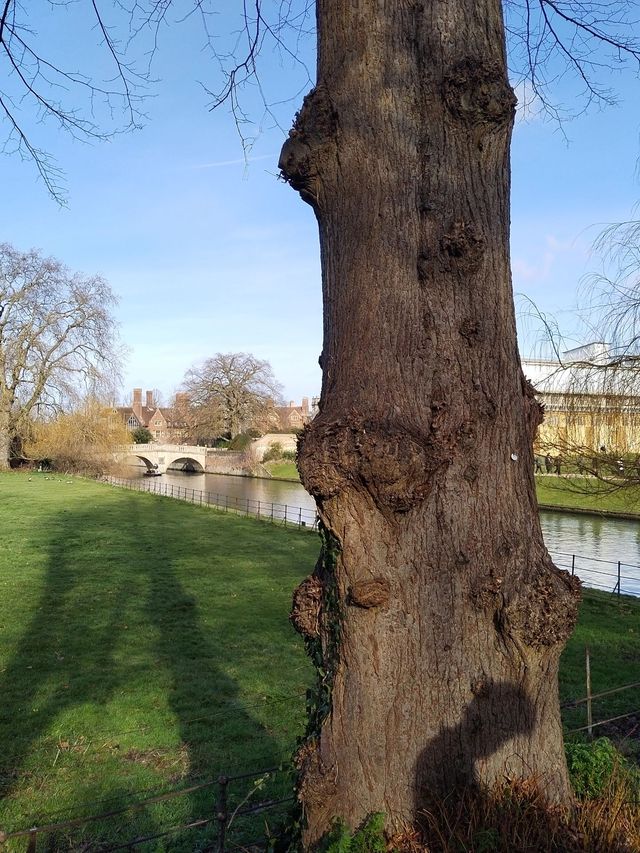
top-left (0, 242), bottom-right (123, 466)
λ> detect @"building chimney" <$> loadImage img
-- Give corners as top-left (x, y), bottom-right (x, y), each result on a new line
top-left (132, 388), bottom-right (143, 420)
top-left (302, 397), bottom-right (309, 414)
top-left (146, 390), bottom-right (154, 409)
top-left (289, 400), bottom-right (295, 408)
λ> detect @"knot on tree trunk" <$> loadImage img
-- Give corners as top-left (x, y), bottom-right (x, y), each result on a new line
top-left (297, 417), bottom-right (452, 513)
top-left (501, 561), bottom-right (581, 648)
top-left (348, 577), bottom-right (391, 609)
top-left (439, 219), bottom-right (484, 274)
top-left (294, 737), bottom-right (337, 811)
top-left (444, 58), bottom-right (516, 128)
top-left (278, 85), bottom-right (338, 208)
top-left (291, 575), bottom-right (323, 638)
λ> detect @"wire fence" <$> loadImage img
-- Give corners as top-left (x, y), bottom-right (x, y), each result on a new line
top-left (562, 678), bottom-right (640, 735)
top-left (104, 476), bottom-right (318, 530)
top-left (550, 549), bottom-right (640, 599)
top-left (4, 673), bottom-right (640, 851)
top-left (0, 767), bottom-right (293, 852)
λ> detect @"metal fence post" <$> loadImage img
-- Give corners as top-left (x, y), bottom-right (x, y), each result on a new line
top-left (571, 554), bottom-right (575, 576)
top-left (617, 562), bottom-right (621, 600)
top-left (216, 775), bottom-right (229, 853)
top-left (27, 829), bottom-right (37, 852)
top-left (586, 646), bottom-right (593, 738)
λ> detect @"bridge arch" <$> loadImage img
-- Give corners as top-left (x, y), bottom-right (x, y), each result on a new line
top-left (124, 453), bottom-right (158, 471)
top-left (166, 456), bottom-right (205, 473)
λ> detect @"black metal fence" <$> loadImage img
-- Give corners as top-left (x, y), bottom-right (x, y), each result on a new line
top-left (4, 675), bottom-right (640, 851)
top-left (105, 476), bottom-right (318, 530)
top-left (105, 477), bottom-right (640, 599)
top-left (550, 549), bottom-right (640, 599)
top-left (0, 767), bottom-right (293, 851)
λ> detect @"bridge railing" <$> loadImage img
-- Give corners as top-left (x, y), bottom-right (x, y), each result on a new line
top-left (104, 476), bottom-right (318, 530)
top-left (120, 444), bottom-right (208, 454)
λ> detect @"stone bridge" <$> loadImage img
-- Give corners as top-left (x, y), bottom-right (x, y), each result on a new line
top-left (117, 444), bottom-right (246, 475)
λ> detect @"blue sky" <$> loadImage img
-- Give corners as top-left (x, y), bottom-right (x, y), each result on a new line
top-left (1, 5), bottom-right (639, 404)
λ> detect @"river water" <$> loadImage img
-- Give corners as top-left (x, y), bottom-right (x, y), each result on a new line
top-left (129, 466), bottom-right (640, 597)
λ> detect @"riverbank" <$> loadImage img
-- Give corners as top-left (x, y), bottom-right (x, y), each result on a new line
top-left (262, 460), bottom-right (299, 481)
top-left (536, 477), bottom-right (640, 519)
top-left (257, 463), bottom-right (640, 519)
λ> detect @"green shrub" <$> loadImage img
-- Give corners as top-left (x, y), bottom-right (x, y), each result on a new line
top-left (228, 432), bottom-right (253, 451)
top-left (565, 737), bottom-right (623, 799)
top-left (263, 442), bottom-right (284, 462)
top-left (321, 813), bottom-right (386, 853)
top-left (130, 426), bottom-right (153, 444)
top-left (282, 450), bottom-right (296, 461)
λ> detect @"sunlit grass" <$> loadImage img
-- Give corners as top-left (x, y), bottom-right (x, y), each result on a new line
top-left (0, 472), bottom-right (317, 850)
top-left (0, 472), bottom-right (637, 849)
top-left (263, 461), bottom-right (300, 480)
top-left (536, 476), bottom-right (640, 515)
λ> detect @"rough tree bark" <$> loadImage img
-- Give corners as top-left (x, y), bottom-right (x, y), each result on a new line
top-left (0, 414), bottom-right (10, 470)
top-left (279, 0), bottom-right (581, 846)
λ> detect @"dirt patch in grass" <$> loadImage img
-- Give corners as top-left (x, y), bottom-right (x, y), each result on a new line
top-left (122, 744), bottom-right (190, 778)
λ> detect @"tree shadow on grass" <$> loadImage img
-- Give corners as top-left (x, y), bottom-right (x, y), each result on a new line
top-left (0, 490), bottom-right (286, 850)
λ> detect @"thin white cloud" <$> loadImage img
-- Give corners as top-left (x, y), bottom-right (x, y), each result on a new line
top-left (191, 154), bottom-right (275, 169)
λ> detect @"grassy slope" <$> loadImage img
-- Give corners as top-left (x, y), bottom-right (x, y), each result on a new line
top-left (560, 591), bottom-right (640, 750)
top-left (536, 477), bottom-right (640, 516)
top-left (263, 461), bottom-right (300, 480)
top-left (0, 473), bottom-right (638, 848)
top-left (0, 473), bottom-right (317, 850)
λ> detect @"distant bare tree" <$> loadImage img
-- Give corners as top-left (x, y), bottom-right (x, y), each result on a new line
top-left (181, 352), bottom-right (282, 439)
top-left (521, 331), bottom-right (640, 497)
top-left (0, 243), bottom-right (122, 468)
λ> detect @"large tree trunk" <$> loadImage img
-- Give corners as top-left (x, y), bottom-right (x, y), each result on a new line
top-left (0, 409), bottom-right (11, 470)
top-left (279, 0), bottom-right (580, 846)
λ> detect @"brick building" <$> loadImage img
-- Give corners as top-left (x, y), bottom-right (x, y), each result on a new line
top-left (274, 397), bottom-right (319, 431)
top-left (116, 389), bottom-right (187, 442)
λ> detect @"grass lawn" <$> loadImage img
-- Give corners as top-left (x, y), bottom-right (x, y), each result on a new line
top-left (263, 461), bottom-right (300, 481)
top-left (560, 590), bottom-right (640, 754)
top-left (0, 472), bottom-right (638, 849)
top-left (0, 472), bottom-right (318, 850)
top-left (536, 476), bottom-right (640, 516)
